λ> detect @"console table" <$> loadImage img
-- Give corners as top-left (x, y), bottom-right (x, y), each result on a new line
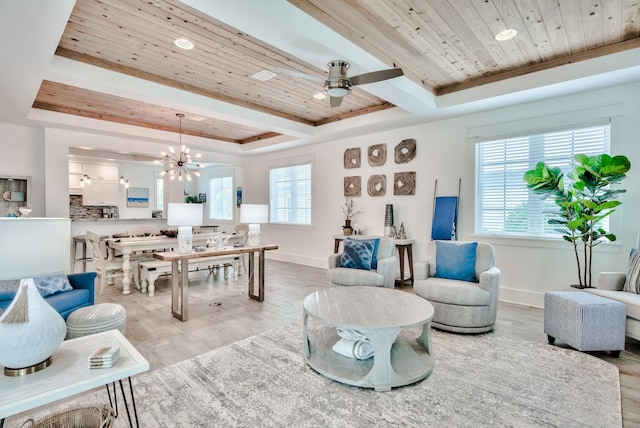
top-left (332, 235), bottom-right (415, 287)
top-left (0, 329), bottom-right (149, 428)
top-left (154, 244), bottom-right (278, 321)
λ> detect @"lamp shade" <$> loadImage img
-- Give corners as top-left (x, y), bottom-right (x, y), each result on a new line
top-left (0, 218), bottom-right (70, 280)
top-left (240, 204), bottom-right (269, 224)
top-left (167, 203), bottom-right (203, 227)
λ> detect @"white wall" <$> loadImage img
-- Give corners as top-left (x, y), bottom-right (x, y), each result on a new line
top-left (2, 81), bottom-right (639, 308)
top-left (244, 81), bottom-right (640, 308)
top-left (0, 123), bottom-right (46, 215)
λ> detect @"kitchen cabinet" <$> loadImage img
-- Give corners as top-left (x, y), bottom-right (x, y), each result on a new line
top-left (78, 163), bottom-right (119, 206)
top-left (83, 164), bottom-right (119, 181)
top-left (69, 162), bottom-right (83, 195)
top-left (82, 180), bottom-right (119, 206)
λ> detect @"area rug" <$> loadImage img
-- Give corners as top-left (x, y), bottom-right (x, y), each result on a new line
top-left (14, 323), bottom-right (621, 427)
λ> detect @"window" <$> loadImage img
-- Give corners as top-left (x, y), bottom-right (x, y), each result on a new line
top-left (208, 176), bottom-right (233, 220)
top-left (475, 122), bottom-right (610, 237)
top-left (155, 176), bottom-right (163, 211)
top-left (269, 162), bottom-right (312, 225)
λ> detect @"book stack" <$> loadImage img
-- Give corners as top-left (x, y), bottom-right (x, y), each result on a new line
top-left (89, 346), bottom-right (120, 369)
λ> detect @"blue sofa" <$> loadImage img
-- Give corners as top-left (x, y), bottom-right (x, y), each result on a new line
top-left (0, 272), bottom-right (96, 320)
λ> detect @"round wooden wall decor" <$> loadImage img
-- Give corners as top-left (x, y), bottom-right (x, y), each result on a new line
top-left (343, 148), bottom-right (361, 169)
top-left (393, 171), bottom-right (416, 195)
top-left (367, 144), bottom-right (387, 166)
top-left (344, 176), bottom-right (361, 197)
top-left (367, 174), bottom-right (386, 196)
top-left (395, 138), bottom-right (416, 164)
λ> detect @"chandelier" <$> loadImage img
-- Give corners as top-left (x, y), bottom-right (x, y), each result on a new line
top-left (156, 113), bottom-right (204, 181)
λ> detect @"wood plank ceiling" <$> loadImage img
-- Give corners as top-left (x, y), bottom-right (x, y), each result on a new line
top-left (34, 0), bottom-right (640, 144)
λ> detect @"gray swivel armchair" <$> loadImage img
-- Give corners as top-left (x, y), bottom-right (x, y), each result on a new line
top-left (327, 236), bottom-right (397, 288)
top-left (413, 240), bottom-right (500, 333)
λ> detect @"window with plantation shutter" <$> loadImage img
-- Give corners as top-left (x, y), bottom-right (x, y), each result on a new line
top-left (269, 162), bottom-right (312, 225)
top-left (208, 175), bottom-right (233, 220)
top-left (475, 122), bottom-right (610, 237)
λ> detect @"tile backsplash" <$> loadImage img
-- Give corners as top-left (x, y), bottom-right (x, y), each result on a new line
top-left (69, 195), bottom-right (118, 219)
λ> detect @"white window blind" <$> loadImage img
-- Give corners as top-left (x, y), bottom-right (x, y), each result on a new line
top-left (475, 123), bottom-right (610, 237)
top-left (208, 176), bottom-right (233, 220)
top-left (269, 162), bottom-right (312, 225)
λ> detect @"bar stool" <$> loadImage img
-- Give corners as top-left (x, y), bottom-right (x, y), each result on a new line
top-left (71, 234), bottom-right (88, 272)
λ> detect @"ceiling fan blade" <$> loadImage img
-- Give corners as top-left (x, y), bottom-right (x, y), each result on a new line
top-left (276, 67), bottom-right (324, 82)
top-left (330, 96), bottom-right (343, 107)
top-left (350, 68), bottom-right (404, 86)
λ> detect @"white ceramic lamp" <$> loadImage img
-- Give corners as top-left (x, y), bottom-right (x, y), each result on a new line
top-left (240, 204), bottom-right (269, 247)
top-left (0, 218), bottom-right (70, 376)
top-left (167, 203), bottom-right (203, 254)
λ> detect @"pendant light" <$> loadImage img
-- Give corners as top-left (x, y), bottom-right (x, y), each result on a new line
top-left (155, 113), bottom-right (204, 181)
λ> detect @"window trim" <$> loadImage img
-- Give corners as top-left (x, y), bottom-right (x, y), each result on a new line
top-left (268, 157), bottom-right (313, 226)
top-left (473, 119), bottom-right (613, 239)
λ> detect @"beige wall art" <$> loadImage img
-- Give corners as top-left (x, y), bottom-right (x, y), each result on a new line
top-left (394, 172), bottom-right (416, 195)
top-left (343, 148), bottom-right (361, 169)
top-left (368, 144), bottom-right (387, 166)
top-left (344, 176), bottom-right (362, 197)
top-left (367, 174), bottom-right (386, 197)
top-left (395, 138), bottom-right (416, 164)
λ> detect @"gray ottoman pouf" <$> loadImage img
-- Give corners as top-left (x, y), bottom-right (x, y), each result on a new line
top-left (544, 291), bottom-right (625, 357)
top-left (66, 303), bottom-right (126, 339)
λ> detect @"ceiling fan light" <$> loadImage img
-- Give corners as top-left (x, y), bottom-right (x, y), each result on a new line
top-left (326, 87), bottom-right (349, 97)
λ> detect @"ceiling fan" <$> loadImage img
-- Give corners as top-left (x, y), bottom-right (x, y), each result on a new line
top-left (283, 60), bottom-right (404, 107)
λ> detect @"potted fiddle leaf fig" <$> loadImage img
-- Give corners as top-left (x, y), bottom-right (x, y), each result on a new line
top-left (523, 153), bottom-right (631, 288)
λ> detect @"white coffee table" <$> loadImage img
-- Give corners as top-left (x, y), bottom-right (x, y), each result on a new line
top-left (0, 329), bottom-right (149, 428)
top-left (303, 286), bottom-right (434, 392)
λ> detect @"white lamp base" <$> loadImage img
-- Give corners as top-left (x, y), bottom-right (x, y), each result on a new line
top-left (247, 223), bottom-right (260, 246)
top-left (177, 226), bottom-right (193, 254)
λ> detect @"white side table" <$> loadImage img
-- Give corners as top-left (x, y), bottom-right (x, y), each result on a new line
top-left (0, 329), bottom-right (149, 428)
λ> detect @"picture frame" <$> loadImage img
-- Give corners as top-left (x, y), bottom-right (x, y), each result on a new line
top-left (127, 187), bottom-right (149, 207)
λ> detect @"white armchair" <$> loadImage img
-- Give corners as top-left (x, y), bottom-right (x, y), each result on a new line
top-left (327, 236), bottom-right (397, 288)
top-left (413, 240), bottom-right (500, 333)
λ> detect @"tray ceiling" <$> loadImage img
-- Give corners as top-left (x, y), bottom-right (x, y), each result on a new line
top-left (27, 0), bottom-right (640, 147)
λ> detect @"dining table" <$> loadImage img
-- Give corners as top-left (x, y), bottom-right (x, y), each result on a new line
top-left (107, 233), bottom-right (241, 295)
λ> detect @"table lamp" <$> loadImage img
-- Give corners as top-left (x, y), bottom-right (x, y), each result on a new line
top-left (167, 203), bottom-right (203, 253)
top-left (0, 218), bottom-right (70, 376)
top-left (240, 204), bottom-right (269, 246)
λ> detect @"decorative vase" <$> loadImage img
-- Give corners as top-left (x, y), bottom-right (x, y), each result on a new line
top-left (0, 278), bottom-right (67, 375)
top-left (343, 219), bottom-right (353, 236)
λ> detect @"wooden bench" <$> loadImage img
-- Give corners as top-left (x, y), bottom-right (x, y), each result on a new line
top-left (139, 255), bottom-right (239, 297)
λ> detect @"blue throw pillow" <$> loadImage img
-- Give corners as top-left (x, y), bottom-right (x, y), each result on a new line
top-left (340, 239), bottom-right (376, 270)
top-left (34, 273), bottom-right (73, 297)
top-left (346, 237), bottom-right (380, 269)
top-left (433, 241), bottom-right (478, 282)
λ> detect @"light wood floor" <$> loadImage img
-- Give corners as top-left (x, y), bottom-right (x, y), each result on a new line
top-left (89, 259), bottom-right (640, 426)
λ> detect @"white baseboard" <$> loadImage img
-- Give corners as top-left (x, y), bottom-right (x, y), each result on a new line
top-left (499, 287), bottom-right (544, 308)
top-left (266, 251), bottom-right (326, 269)
top-left (266, 254), bottom-right (546, 309)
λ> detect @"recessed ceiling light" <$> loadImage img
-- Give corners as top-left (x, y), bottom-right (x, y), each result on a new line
top-left (313, 92), bottom-right (326, 100)
top-left (189, 115), bottom-right (207, 122)
top-left (494, 28), bottom-right (518, 41)
top-left (174, 38), bottom-right (194, 50)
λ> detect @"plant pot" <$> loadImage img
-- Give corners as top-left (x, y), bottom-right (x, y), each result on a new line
top-left (343, 227), bottom-right (353, 236)
top-left (570, 285), bottom-right (597, 289)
